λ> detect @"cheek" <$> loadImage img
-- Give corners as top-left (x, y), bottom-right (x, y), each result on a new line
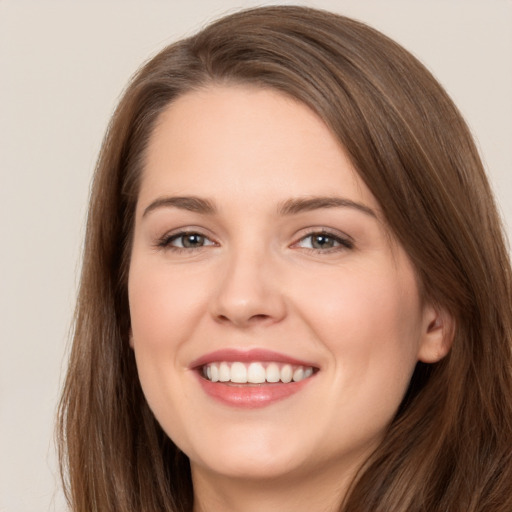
top-left (128, 258), bottom-right (209, 355)
top-left (295, 262), bottom-right (423, 383)
top-left (127, 260), bottom-right (200, 426)
top-left (302, 268), bottom-right (424, 443)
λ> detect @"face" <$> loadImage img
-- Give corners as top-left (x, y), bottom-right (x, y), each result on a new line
top-left (128, 85), bottom-right (448, 489)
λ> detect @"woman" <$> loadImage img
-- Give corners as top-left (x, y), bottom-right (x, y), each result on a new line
top-left (57, 6), bottom-right (512, 511)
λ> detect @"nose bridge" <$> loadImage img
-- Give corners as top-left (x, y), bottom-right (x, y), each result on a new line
top-left (210, 238), bottom-right (286, 327)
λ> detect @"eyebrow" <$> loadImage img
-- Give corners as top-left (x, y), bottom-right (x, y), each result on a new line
top-left (277, 196), bottom-right (376, 217)
top-left (142, 196), bottom-right (217, 217)
top-left (142, 195), bottom-right (376, 218)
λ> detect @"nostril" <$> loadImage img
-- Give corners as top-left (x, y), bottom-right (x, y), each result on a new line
top-left (250, 314), bottom-right (271, 321)
top-left (215, 312), bottom-right (273, 327)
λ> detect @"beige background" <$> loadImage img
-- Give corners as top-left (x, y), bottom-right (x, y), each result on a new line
top-left (1, 1), bottom-right (511, 510)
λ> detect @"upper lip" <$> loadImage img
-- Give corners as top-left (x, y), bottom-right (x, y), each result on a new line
top-left (189, 348), bottom-right (319, 370)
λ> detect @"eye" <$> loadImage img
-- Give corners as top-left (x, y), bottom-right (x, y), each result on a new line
top-left (158, 231), bottom-right (216, 250)
top-left (294, 231), bottom-right (353, 251)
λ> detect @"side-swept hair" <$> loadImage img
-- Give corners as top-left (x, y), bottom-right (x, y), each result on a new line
top-left (58, 6), bottom-right (512, 511)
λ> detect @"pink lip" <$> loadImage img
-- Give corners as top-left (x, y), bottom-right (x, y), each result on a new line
top-left (196, 376), bottom-right (314, 408)
top-left (190, 348), bottom-right (318, 409)
top-left (189, 348), bottom-right (316, 369)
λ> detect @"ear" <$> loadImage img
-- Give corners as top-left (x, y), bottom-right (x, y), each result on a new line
top-left (129, 328), bottom-right (134, 349)
top-left (417, 304), bottom-right (454, 363)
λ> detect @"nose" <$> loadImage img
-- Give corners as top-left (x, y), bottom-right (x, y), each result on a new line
top-left (209, 250), bottom-right (287, 328)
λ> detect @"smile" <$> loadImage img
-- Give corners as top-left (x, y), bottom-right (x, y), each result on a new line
top-left (192, 349), bottom-right (319, 408)
top-left (201, 361), bottom-right (314, 384)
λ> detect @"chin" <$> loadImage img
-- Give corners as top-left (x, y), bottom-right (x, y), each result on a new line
top-left (194, 448), bottom-right (307, 482)
top-left (184, 426), bottom-right (314, 481)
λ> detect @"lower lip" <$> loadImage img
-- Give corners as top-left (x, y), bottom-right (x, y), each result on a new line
top-left (196, 373), bottom-right (314, 408)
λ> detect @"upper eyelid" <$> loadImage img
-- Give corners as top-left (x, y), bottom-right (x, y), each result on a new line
top-left (289, 228), bottom-right (355, 253)
top-left (292, 227), bottom-right (354, 243)
top-left (169, 232), bottom-right (214, 243)
top-left (155, 228), bottom-right (218, 248)
top-left (168, 229), bottom-right (214, 239)
top-left (159, 226), bottom-right (216, 239)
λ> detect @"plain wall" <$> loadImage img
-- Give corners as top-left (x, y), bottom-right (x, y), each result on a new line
top-left (1, 1), bottom-right (511, 510)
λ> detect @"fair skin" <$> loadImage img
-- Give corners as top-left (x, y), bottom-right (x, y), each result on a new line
top-left (128, 85), bottom-right (451, 512)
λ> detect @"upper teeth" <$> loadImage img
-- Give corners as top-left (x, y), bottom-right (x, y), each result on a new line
top-left (202, 361), bottom-right (314, 384)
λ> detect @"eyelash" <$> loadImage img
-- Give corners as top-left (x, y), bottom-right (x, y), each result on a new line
top-left (293, 230), bottom-right (354, 252)
top-left (156, 230), bottom-right (217, 253)
top-left (155, 229), bottom-right (354, 253)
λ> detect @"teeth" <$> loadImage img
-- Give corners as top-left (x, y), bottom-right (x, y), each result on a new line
top-left (247, 362), bottom-right (266, 383)
top-left (211, 364), bottom-right (219, 382)
top-left (281, 364), bottom-right (293, 383)
top-left (292, 367), bottom-right (304, 382)
top-left (230, 362), bottom-right (247, 383)
top-left (219, 362), bottom-right (230, 382)
top-left (266, 362), bottom-right (280, 383)
top-left (201, 361), bottom-right (315, 384)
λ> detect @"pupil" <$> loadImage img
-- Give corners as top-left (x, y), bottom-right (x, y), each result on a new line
top-left (183, 234), bottom-right (203, 247)
top-left (313, 234), bottom-right (333, 249)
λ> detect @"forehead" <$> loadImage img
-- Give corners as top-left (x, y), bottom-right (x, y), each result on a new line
top-left (138, 85), bottom-right (378, 213)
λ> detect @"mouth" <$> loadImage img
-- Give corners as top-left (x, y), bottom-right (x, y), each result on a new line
top-left (191, 349), bottom-right (319, 408)
top-left (200, 361), bottom-right (315, 384)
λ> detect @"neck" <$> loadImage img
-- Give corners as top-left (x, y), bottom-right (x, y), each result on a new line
top-left (191, 461), bottom-right (358, 512)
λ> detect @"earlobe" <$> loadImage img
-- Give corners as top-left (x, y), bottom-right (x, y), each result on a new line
top-left (417, 306), bottom-right (454, 363)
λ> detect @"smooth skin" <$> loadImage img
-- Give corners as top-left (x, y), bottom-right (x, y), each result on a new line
top-left (128, 85), bottom-right (452, 512)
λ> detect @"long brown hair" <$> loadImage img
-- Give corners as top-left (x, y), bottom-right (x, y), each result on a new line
top-left (57, 6), bottom-right (512, 511)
